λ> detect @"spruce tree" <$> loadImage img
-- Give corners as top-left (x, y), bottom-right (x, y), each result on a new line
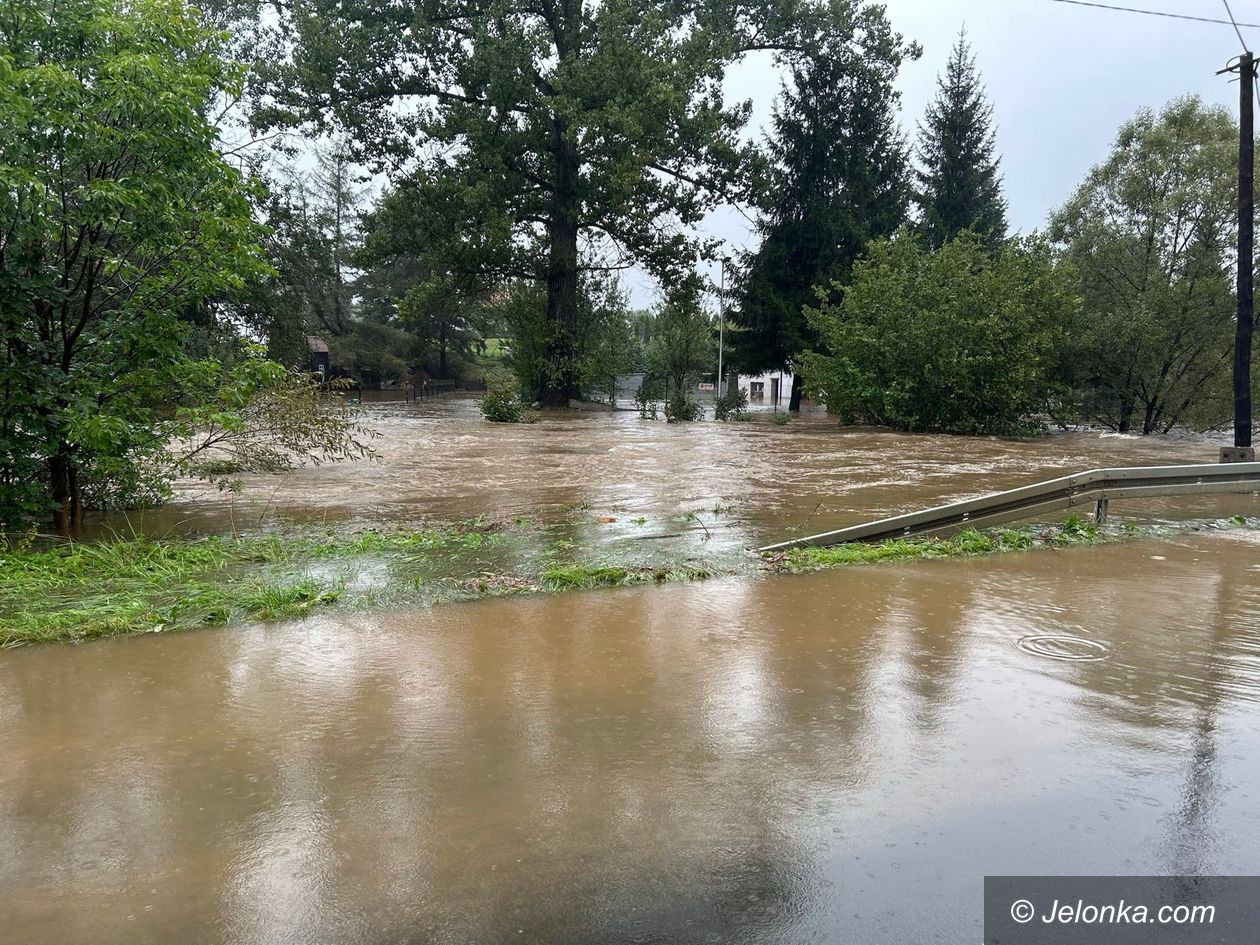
top-left (914, 32), bottom-right (1008, 248)
top-left (729, 27), bottom-right (915, 410)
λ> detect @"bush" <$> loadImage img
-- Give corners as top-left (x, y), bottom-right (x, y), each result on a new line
top-left (714, 386), bottom-right (749, 421)
top-left (481, 385), bottom-right (536, 423)
top-left (634, 378), bottom-right (664, 419)
top-left (801, 230), bottom-right (1075, 435)
top-left (770, 413), bottom-right (791, 426)
top-left (664, 393), bottom-right (703, 423)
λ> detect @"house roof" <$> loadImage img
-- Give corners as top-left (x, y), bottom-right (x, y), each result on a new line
top-left (305, 335), bottom-right (330, 354)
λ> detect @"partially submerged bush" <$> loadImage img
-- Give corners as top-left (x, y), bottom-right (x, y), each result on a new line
top-left (714, 386), bottom-right (749, 421)
top-left (634, 378), bottom-right (664, 419)
top-left (481, 385), bottom-right (537, 423)
top-left (172, 359), bottom-right (377, 492)
top-left (664, 393), bottom-right (703, 422)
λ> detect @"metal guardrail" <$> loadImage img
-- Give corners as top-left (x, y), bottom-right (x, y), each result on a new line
top-left (757, 462), bottom-right (1260, 552)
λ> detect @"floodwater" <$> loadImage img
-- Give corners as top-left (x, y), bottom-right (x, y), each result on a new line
top-left (5, 398), bottom-right (1260, 943)
top-left (109, 397), bottom-right (1250, 553)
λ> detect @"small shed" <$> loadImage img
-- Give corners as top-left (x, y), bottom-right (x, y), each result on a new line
top-left (306, 336), bottom-right (330, 377)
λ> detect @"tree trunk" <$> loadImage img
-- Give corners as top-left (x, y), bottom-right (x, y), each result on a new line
top-left (1117, 400), bottom-right (1133, 434)
top-left (1142, 399), bottom-right (1158, 436)
top-left (540, 128), bottom-right (582, 408)
top-left (49, 445), bottom-right (82, 535)
top-left (438, 321), bottom-right (448, 378)
top-left (789, 366), bottom-right (804, 412)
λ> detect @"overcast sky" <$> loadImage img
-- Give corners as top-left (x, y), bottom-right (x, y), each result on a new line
top-left (632, 0), bottom-right (1258, 307)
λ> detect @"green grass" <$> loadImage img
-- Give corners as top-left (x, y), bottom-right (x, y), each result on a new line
top-left (540, 562), bottom-right (712, 591)
top-left (0, 523), bottom-right (503, 646)
top-left (773, 519), bottom-right (1102, 572)
top-left (3, 513), bottom-right (1250, 647)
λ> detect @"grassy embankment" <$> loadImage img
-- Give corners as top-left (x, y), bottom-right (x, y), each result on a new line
top-left (1, 515), bottom-right (1247, 646)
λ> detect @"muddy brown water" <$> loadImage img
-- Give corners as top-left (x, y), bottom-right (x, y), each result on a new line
top-left (4, 399), bottom-right (1260, 943)
top-left (102, 398), bottom-right (1247, 551)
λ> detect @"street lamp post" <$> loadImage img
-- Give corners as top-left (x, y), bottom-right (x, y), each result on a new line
top-left (717, 256), bottom-right (730, 398)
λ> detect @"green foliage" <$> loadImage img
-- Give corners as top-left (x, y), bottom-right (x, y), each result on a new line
top-left (647, 276), bottom-right (715, 397)
top-left (729, 18), bottom-right (917, 384)
top-left (78, 447), bottom-right (174, 512)
top-left (914, 31), bottom-right (1008, 248)
top-left (0, 0), bottom-right (267, 528)
top-left (260, 0), bottom-right (912, 405)
top-left (664, 393), bottom-right (704, 423)
top-left (771, 413), bottom-right (792, 426)
top-left (1050, 96), bottom-right (1237, 434)
top-left (0, 523), bottom-right (501, 644)
top-left (358, 183), bottom-right (497, 379)
top-left (802, 231), bottom-right (1076, 435)
top-left (576, 276), bottom-right (643, 403)
top-left (714, 386), bottom-right (750, 421)
top-left (169, 349), bottom-right (377, 489)
top-left (480, 377), bottom-right (537, 424)
top-left (634, 381), bottom-right (663, 420)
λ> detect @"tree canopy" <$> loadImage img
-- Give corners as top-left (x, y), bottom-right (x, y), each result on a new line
top-left (0, 0), bottom-right (265, 529)
top-left (1050, 96), bottom-right (1238, 434)
top-left (913, 31), bottom-right (1007, 248)
top-left (256, 0), bottom-right (912, 405)
top-left (727, 15), bottom-right (915, 406)
top-left (801, 231), bottom-right (1075, 435)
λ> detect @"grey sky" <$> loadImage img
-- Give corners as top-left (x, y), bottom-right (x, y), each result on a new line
top-left (632, 0), bottom-right (1255, 307)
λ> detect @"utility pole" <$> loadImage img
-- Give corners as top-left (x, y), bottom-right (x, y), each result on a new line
top-left (1223, 51), bottom-right (1257, 462)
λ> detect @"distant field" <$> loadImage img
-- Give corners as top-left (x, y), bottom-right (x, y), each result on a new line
top-left (483, 337), bottom-right (508, 357)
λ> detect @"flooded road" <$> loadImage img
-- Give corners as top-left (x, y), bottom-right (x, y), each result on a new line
top-left (3, 530), bottom-right (1260, 943)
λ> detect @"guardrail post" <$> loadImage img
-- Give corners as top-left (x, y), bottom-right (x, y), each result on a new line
top-left (1093, 498), bottom-right (1109, 524)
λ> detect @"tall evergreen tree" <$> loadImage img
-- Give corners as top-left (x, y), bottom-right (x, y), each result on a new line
top-left (728, 29), bottom-right (915, 410)
top-left (914, 31), bottom-right (1008, 248)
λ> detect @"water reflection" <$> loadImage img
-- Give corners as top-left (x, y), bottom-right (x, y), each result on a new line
top-left (1, 533), bottom-right (1259, 942)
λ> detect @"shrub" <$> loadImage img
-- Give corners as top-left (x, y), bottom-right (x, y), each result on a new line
top-left (801, 230), bottom-right (1075, 435)
top-left (664, 393), bottom-right (703, 422)
top-left (481, 385), bottom-right (536, 423)
top-left (634, 377), bottom-right (664, 419)
top-left (714, 386), bottom-right (749, 421)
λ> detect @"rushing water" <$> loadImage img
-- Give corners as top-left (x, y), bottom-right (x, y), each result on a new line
top-left (104, 398), bottom-right (1244, 551)
top-left (4, 399), bottom-right (1260, 943)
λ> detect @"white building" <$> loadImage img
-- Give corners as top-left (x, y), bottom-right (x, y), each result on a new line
top-left (736, 371), bottom-right (795, 410)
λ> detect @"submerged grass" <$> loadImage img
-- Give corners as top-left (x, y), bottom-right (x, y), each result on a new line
top-left (771, 516), bottom-right (1112, 573)
top-left (1, 513), bottom-right (1251, 646)
top-left (0, 523), bottom-right (503, 646)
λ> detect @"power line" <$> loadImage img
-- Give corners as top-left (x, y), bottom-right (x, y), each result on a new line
top-left (1223, 0), bottom-right (1250, 50)
top-left (1048, 0), bottom-right (1260, 29)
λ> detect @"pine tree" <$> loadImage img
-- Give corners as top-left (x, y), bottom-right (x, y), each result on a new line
top-left (914, 31), bottom-right (1008, 248)
top-left (729, 28), bottom-right (915, 410)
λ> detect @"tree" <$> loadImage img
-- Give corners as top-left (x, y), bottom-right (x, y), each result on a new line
top-left (260, 146), bottom-right (365, 348)
top-left (1049, 97), bottom-right (1237, 434)
top-left (914, 31), bottom-right (1007, 248)
top-left (647, 275), bottom-right (715, 419)
top-left (356, 184), bottom-right (489, 380)
top-left (800, 231), bottom-right (1076, 435)
top-left (728, 24), bottom-right (916, 410)
top-left (0, 0), bottom-right (265, 530)
top-left (256, 0), bottom-right (912, 406)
